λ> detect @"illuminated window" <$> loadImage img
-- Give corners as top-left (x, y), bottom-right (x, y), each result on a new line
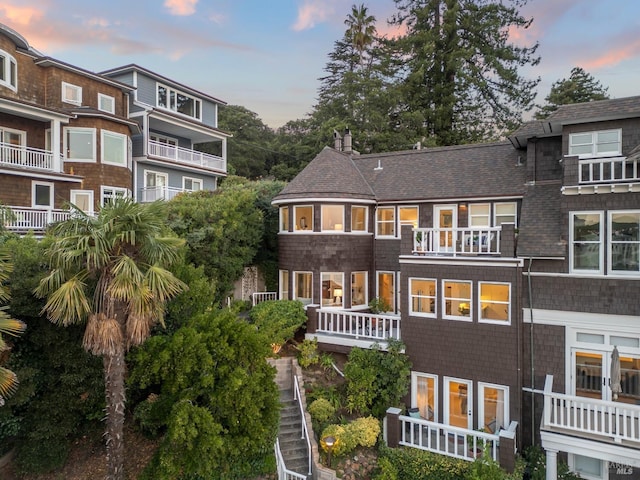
top-left (479, 282), bottom-right (510, 324)
top-left (322, 205), bottom-right (344, 231)
top-left (409, 278), bottom-right (436, 317)
top-left (443, 280), bottom-right (472, 320)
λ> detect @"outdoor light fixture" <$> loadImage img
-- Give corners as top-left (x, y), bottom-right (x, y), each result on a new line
top-left (323, 435), bottom-right (336, 468)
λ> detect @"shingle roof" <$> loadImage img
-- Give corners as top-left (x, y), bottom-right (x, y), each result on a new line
top-left (546, 96), bottom-right (640, 125)
top-left (273, 146), bottom-right (376, 202)
top-left (517, 181), bottom-right (565, 257)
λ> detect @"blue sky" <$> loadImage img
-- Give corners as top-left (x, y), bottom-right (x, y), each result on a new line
top-left (2, 0), bottom-right (640, 128)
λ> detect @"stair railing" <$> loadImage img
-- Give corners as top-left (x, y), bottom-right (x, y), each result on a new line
top-left (293, 373), bottom-right (312, 476)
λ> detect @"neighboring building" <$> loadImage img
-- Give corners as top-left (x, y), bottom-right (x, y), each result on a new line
top-left (101, 64), bottom-right (229, 203)
top-left (0, 24), bottom-right (229, 235)
top-left (273, 97), bottom-right (640, 478)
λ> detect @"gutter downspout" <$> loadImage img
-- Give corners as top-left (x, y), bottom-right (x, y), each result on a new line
top-left (527, 257), bottom-right (535, 446)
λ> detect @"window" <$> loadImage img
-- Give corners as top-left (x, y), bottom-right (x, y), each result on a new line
top-left (351, 206), bottom-right (368, 232)
top-left (478, 383), bottom-right (508, 433)
top-left (293, 271), bottom-right (312, 305)
top-left (570, 212), bottom-right (603, 273)
top-left (351, 272), bottom-right (367, 307)
top-left (411, 372), bottom-right (437, 421)
top-left (469, 204), bottom-right (490, 227)
top-left (279, 270), bottom-right (289, 300)
top-left (409, 278), bottom-right (436, 317)
top-left (64, 127), bottom-right (96, 162)
top-left (377, 271), bottom-right (395, 313)
top-left (32, 181), bottom-right (53, 208)
top-left (399, 206), bottom-right (418, 237)
top-left (569, 129), bottom-right (621, 158)
top-left (494, 202), bottom-right (517, 226)
top-left (101, 130), bottom-right (127, 166)
top-left (101, 186), bottom-right (129, 206)
top-left (321, 272), bottom-right (344, 308)
top-left (62, 82), bottom-right (82, 105)
top-left (443, 280), bottom-right (472, 320)
top-left (479, 282), bottom-right (510, 324)
top-left (143, 171), bottom-right (168, 202)
top-left (445, 377), bottom-right (473, 429)
top-left (70, 190), bottom-right (94, 214)
top-left (610, 211), bottom-right (640, 274)
top-left (183, 177), bottom-right (203, 192)
top-left (294, 205), bottom-right (313, 232)
top-left (157, 83), bottom-right (202, 120)
top-left (279, 206), bottom-right (289, 232)
top-left (322, 204), bottom-right (344, 232)
top-left (0, 49), bottom-right (17, 91)
top-left (0, 128), bottom-right (25, 163)
top-left (98, 93), bottom-right (115, 114)
top-left (377, 207), bottom-right (395, 237)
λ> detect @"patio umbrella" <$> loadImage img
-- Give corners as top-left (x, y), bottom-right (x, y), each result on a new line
top-left (611, 346), bottom-right (622, 401)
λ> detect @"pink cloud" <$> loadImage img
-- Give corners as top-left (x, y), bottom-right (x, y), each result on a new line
top-left (0, 4), bottom-right (45, 26)
top-left (580, 40), bottom-right (640, 70)
top-left (164, 0), bottom-right (198, 16)
top-left (292, 1), bottom-right (336, 31)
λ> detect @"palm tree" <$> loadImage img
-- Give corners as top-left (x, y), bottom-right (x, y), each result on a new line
top-left (0, 248), bottom-right (26, 406)
top-left (36, 198), bottom-right (187, 480)
top-left (344, 3), bottom-right (377, 66)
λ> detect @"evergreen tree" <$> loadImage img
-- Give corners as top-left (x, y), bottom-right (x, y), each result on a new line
top-left (535, 67), bottom-right (610, 119)
top-left (389, 0), bottom-right (540, 145)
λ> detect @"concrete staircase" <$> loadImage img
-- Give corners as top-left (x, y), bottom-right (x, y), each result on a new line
top-left (270, 358), bottom-right (311, 479)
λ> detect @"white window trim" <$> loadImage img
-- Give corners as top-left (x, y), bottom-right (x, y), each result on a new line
top-left (321, 204), bottom-right (345, 232)
top-left (569, 129), bottom-right (622, 158)
top-left (376, 206), bottom-right (396, 238)
top-left (293, 271), bottom-right (313, 305)
top-left (350, 271), bottom-right (368, 309)
top-left (64, 127), bottom-right (96, 162)
top-left (411, 371), bottom-right (438, 422)
top-left (100, 186), bottom-right (130, 207)
top-left (398, 205), bottom-right (419, 238)
top-left (156, 82), bottom-right (202, 121)
top-left (376, 270), bottom-right (396, 313)
top-left (608, 210), bottom-right (640, 276)
top-left (62, 82), bottom-right (82, 105)
top-left (494, 202), bottom-right (518, 227)
top-left (101, 130), bottom-right (127, 166)
top-left (351, 205), bottom-right (368, 233)
top-left (478, 281), bottom-right (511, 325)
top-left (70, 189), bottom-right (94, 214)
top-left (32, 181), bottom-right (54, 208)
top-left (321, 272), bottom-right (345, 309)
top-left (469, 203), bottom-right (491, 228)
top-left (443, 376), bottom-right (473, 429)
top-left (279, 270), bottom-right (289, 301)
top-left (293, 205), bottom-right (313, 232)
top-left (569, 211), bottom-right (604, 275)
top-left (408, 277), bottom-right (436, 318)
top-left (478, 382), bottom-right (509, 433)
top-left (98, 93), bottom-right (115, 114)
top-left (0, 49), bottom-right (17, 91)
top-left (442, 279), bottom-right (473, 322)
top-left (182, 176), bottom-right (203, 192)
top-left (279, 206), bottom-right (289, 233)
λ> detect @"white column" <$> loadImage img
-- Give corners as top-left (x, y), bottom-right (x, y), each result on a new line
top-left (51, 119), bottom-right (62, 172)
top-left (546, 449), bottom-right (558, 480)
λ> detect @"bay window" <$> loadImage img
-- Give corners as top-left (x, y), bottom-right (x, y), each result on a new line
top-left (0, 49), bottom-right (17, 91)
top-left (321, 272), bottom-right (344, 308)
top-left (101, 130), bottom-right (127, 166)
top-left (279, 270), bottom-right (289, 300)
top-left (409, 278), bottom-right (436, 317)
top-left (279, 206), bottom-right (289, 232)
top-left (294, 271), bottom-right (312, 305)
top-left (65, 127), bottom-right (96, 162)
top-left (351, 206), bottom-right (367, 232)
top-left (322, 204), bottom-right (344, 232)
top-left (351, 272), bottom-right (367, 307)
top-left (294, 205), bottom-right (313, 232)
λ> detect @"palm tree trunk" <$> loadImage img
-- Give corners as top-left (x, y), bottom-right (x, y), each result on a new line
top-left (104, 346), bottom-right (126, 480)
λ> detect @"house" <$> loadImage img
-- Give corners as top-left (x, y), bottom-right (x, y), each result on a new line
top-left (273, 97), bottom-right (640, 478)
top-left (0, 24), bottom-right (229, 235)
top-left (100, 64), bottom-right (229, 202)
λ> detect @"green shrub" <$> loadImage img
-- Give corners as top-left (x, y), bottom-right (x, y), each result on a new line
top-left (297, 338), bottom-right (320, 368)
top-left (308, 398), bottom-right (336, 424)
top-left (349, 416), bottom-right (380, 448)
top-left (248, 300), bottom-right (306, 353)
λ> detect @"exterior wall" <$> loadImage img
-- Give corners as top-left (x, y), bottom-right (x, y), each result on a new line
top-left (0, 37), bottom-right (45, 104)
top-left (526, 136), bottom-right (563, 183)
top-left (0, 175), bottom-right (76, 209)
top-left (201, 100), bottom-right (217, 128)
top-left (132, 73), bottom-right (157, 106)
top-left (0, 113), bottom-right (48, 149)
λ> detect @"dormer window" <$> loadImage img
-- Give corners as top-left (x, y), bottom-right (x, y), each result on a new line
top-left (157, 83), bottom-right (202, 120)
top-left (0, 50), bottom-right (17, 91)
top-left (62, 82), bottom-right (82, 105)
top-left (569, 129), bottom-right (621, 158)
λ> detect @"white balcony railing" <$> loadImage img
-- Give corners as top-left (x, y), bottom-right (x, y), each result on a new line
top-left (252, 292), bottom-right (278, 307)
top-left (148, 140), bottom-right (226, 172)
top-left (579, 156), bottom-right (640, 184)
top-left (542, 374), bottom-right (640, 445)
top-left (3, 206), bottom-right (71, 233)
top-left (0, 143), bottom-right (60, 171)
top-left (139, 186), bottom-right (194, 202)
top-left (413, 227), bottom-right (502, 256)
top-left (317, 309), bottom-right (401, 342)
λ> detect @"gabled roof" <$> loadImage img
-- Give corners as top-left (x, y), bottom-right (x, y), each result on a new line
top-left (273, 147), bottom-right (375, 203)
top-left (517, 181), bottom-right (565, 258)
top-left (543, 96), bottom-right (640, 132)
top-left (34, 57), bottom-right (136, 92)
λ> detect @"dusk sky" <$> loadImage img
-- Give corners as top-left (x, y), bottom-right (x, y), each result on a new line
top-left (2, 0), bottom-right (640, 128)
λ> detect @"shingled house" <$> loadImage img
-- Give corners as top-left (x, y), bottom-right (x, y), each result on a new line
top-left (273, 97), bottom-right (640, 478)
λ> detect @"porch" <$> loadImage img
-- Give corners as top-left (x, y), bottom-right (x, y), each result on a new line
top-left (306, 307), bottom-right (401, 351)
top-left (540, 374), bottom-right (640, 479)
top-left (2, 206), bottom-right (71, 234)
top-left (411, 225), bottom-right (516, 257)
top-left (147, 140), bottom-right (226, 173)
top-left (0, 143), bottom-right (62, 172)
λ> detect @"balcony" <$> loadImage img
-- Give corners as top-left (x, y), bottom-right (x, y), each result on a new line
top-left (147, 140), bottom-right (226, 173)
top-left (412, 227), bottom-right (503, 256)
top-left (0, 143), bottom-right (61, 172)
top-left (2, 206), bottom-right (71, 234)
top-left (307, 307), bottom-right (401, 351)
top-left (540, 374), bottom-right (640, 471)
top-left (579, 156), bottom-right (640, 184)
top-left (138, 186), bottom-right (195, 202)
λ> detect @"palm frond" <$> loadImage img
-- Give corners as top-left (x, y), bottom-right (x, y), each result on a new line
top-left (42, 276), bottom-right (92, 326)
top-left (125, 313), bottom-right (153, 348)
top-left (140, 236), bottom-right (185, 266)
top-left (145, 265), bottom-right (188, 303)
top-left (0, 366), bottom-right (18, 399)
top-left (83, 313), bottom-right (122, 356)
top-left (107, 255), bottom-right (145, 301)
top-left (0, 313), bottom-right (27, 337)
